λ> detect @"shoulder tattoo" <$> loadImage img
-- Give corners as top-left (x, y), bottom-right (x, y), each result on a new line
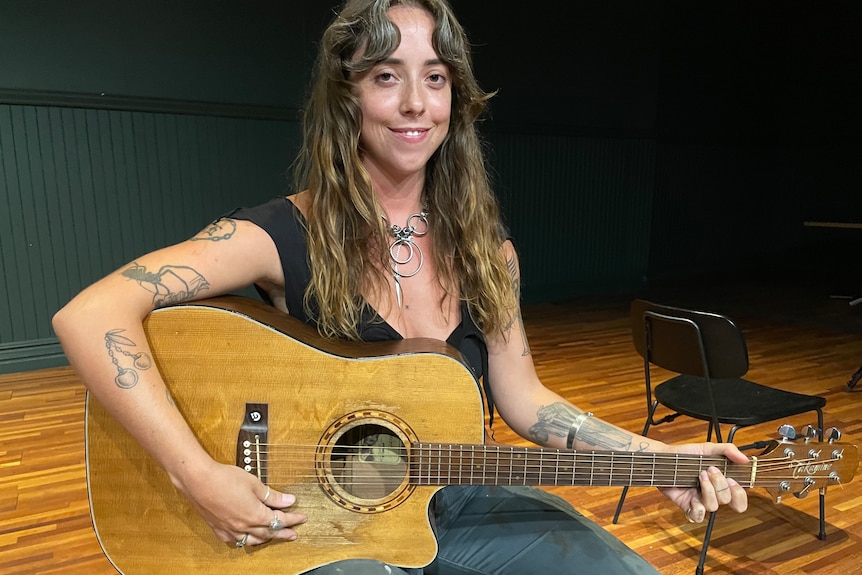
top-left (191, 218), bottom-right (237, 242)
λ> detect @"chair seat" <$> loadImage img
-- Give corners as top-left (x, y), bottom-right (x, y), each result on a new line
top-left (655, 375), bottom-right (827, 428)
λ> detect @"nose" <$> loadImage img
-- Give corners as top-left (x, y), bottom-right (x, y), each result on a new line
top-left (400, 79), bottom-right (425, 116)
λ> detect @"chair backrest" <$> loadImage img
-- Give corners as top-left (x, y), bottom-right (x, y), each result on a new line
top-left (630, 299), bottom-right (750, 379)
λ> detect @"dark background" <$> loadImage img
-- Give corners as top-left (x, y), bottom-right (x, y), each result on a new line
top-left (1, 0), bottom-right (860, 371)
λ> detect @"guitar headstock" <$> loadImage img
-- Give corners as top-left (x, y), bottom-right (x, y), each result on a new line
top-left (753, 428), bottom-right (858, 502)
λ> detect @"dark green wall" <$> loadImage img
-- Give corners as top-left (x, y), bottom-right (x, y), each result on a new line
top-left (0, 104), bottom-right (299, 372)
top-left (0, 0), bottom-right (328, 107)
top-left (1, 0), bottom-right (860, 373)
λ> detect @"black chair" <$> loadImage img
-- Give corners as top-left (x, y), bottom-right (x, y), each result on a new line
top-left (612, 299), bottom-right (828, 575)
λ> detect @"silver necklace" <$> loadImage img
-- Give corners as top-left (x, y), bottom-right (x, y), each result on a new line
top-left (383, 207), bottom-right (428, 308)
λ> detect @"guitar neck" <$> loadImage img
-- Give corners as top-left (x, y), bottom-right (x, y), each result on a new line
top-left (410, 443), bottom-right (749, 488)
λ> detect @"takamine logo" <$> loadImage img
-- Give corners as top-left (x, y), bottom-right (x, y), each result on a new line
top-left (789, 448), bottom-right (840, 478)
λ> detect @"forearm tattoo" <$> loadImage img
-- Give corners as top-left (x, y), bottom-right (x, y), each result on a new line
top-left (191, 218), bottom-right (236, 242)
top-left (506, 255), bottom-right (530, 356)
top-left (105, 329), bottom-right (152, 389)
top-left (121, 262), bottom-right (209, 308)
top-left (529, 402), bottom-right (633, 450)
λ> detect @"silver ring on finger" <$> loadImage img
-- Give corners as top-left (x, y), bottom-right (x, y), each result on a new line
top-left (685, 508), bottom-right (694, 523)
top-left (236, 533), bottom-right (250, 548)
top-left (270, 513), bottom-right (285, 531)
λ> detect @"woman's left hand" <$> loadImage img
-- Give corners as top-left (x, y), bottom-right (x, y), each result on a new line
top-left (659, 442), bottom-right (749, 523)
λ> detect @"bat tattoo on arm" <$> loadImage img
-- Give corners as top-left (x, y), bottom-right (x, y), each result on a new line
top-left (529, 402), bottom-right (634, 450)
top-left (121, 262), bottom-right (210, 308)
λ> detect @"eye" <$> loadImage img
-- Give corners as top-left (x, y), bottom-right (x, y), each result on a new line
top-left (428, 72), bottom-right (449, 87)
top-left (374, 71), bottom-right (398, 84)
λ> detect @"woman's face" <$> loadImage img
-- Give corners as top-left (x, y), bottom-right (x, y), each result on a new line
top-left (351, 5), bottom-right (452, 186)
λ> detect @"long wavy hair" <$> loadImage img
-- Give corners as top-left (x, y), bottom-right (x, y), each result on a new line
top-left (294, 0), bottom-right (516, 340)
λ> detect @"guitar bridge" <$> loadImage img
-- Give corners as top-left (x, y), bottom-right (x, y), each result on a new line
top-left (236, 402), bottom-right (268, 483)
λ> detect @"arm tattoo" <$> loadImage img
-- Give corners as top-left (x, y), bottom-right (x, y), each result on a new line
top-left (529, 402), bottom-right (633, 450)
top-left (121, 262), bottom-right (209, 308)
top-left (506, 255), bottom-right (531, 356)
top-left (105, 329), bottom-right (152, 389)
top-left (191, 218), bottom-right (236, 242)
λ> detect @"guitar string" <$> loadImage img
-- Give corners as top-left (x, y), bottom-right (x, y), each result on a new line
top-left (243, 442), bottom-right (841, 470)
top-left (234, 444), bottom-right (842, 486)
top-left (235, 470), bottom-right (822, 488)
top-left (242, 443), bottom-right (841, 469)
top-left (241, 464), bottom-right (833, 485)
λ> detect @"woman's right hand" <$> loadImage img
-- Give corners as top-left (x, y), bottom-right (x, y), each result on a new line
top-left (175, 458), bottom-right (308, 548)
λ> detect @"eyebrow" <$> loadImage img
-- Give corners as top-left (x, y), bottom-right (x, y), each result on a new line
top-left (379, 57), bottom-right (446, 67)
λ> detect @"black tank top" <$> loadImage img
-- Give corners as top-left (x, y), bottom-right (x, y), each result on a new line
top-left (228, 196), bottom-right (496, 421)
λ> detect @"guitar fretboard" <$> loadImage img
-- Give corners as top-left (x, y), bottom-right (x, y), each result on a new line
top-left (409, 443), bottom-right (746, 488)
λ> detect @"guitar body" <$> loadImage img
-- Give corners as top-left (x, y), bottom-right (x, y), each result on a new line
top-left (86, 296), bottom-right (485, 575)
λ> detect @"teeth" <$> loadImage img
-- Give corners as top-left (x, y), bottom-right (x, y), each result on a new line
top-left (404, 130), bottom-right (421, 136)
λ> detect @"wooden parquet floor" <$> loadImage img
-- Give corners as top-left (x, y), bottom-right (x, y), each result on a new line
top-left (1, 275), bottom-right (861, 574)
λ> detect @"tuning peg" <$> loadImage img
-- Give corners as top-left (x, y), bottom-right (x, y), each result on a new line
top-left (778, 424), bottom-right (797, 440)
top-left (826, 427), bottom-right (842, 443)
top-left (800, 425), bottom-right (818, 442)
top-left (794, 477), bottom-right (816, 499)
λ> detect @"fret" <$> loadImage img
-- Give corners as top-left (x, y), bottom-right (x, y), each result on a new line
top-left (651, 452), bottom-right (656, 487)
top-left (537, 448), bottom-right (544, 485)
top-left (408, 442), bottom-right (788, 491)
top-left (563, 451), bottom-right (574, 486)
top-left (512, 451), bottom-right (529, 485)
top-left (481, 444), bottom-right (488, 485)
top-left (608, 451), bottom-right (615, 487)
top-left (554, 449), bottom-right (560, 485)
top-left (472, 445), bottom-right (478, 485)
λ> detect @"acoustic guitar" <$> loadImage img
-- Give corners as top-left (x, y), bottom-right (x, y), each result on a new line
top-left (85, 296), bottom-right (858, 574)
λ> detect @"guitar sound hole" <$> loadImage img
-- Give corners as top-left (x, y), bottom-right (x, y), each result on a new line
top-left (330, 424), bottom-right (407, 500)
top-left (317, 410), bottom-right (418, 512)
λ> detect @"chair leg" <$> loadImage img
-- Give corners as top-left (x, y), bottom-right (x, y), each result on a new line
top-left (693, 422), bottom-right (728, 575)
top-left (613, 405), bottom-right (658, 524)
top-left (696, 511), bottom-right (718, 575)
top-left (613, 464), bottom-right (636, 524)
top-left (818, 488), bottom-right (827, 540)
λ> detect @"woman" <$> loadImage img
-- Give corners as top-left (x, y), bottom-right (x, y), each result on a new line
top-left (53, 1), bottom-right (748, 573)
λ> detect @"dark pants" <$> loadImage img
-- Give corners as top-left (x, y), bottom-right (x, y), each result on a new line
top-left (308, 485), bottom-right (659, 575)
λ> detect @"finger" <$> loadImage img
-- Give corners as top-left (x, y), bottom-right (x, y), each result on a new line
top-left (728, 478), bottom-right (748, 513)
top-left (686, 496), bottom-right (706, 523)
top-left (685, 506), bottom-right (696, 523)
top-left (697, 469), bottom-right (719, 512)
top-left (260, 485), bottom-right (299, 511)
top-left (234, 522), bottom-right (298, 549)
top-left (234, 532), bottom-right (251, 549)
top-left (263, 510), bottom-right (307, 542)
top-left (707, 467), bottom-right (733, 505)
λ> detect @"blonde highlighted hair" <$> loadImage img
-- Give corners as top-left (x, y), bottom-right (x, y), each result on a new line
top-left (294, 0), bottom-right (516, 340)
